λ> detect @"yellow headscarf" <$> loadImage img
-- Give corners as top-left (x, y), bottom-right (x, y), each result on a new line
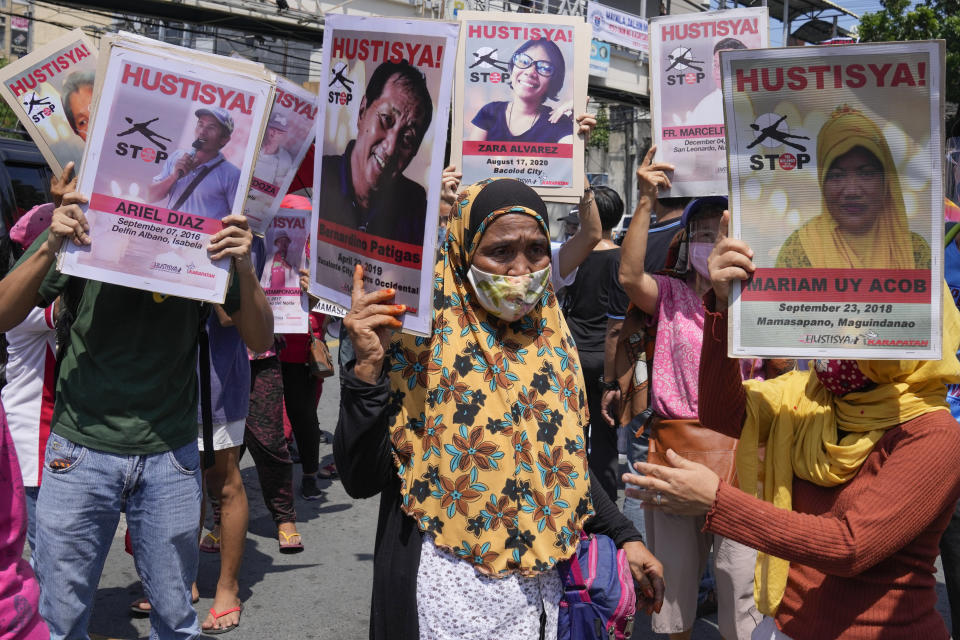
top-left (385, 178), bottom-right (593, 577)
top-left (798, 105), bottom-right (915, 269)
top-left (737, 288), bottom-right (960, 615)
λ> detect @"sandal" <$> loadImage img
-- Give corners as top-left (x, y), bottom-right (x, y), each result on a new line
top-left (317, 463), bottom-right (339, 480)
top-left (278, 529), bottom-right (304, 554)
top-left (203, 604), bottom-right (243, 635)
top-left (129, 594), bottom-right (199, 616)
top-left (199, 530), bottom-right (221, 553)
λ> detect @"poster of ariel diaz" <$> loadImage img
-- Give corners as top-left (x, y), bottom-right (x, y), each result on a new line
top-left (0, 29), bottom-right (98, 176)
top-left (58, 37), bottom-right (274, 303)
top-left (310, 14), bottom-right (459, 336)
top-left (451, 12), bottom-right (588, 201)
top-left (723, 41), bottom-right (944, 360)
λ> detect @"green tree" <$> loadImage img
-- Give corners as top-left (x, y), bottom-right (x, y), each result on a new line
top-left (0, 57), bottom-right (23, 135)
top-left (858, 0), bottom-right (960, 131)
top-left (590, 103), bottom-right (610, 149)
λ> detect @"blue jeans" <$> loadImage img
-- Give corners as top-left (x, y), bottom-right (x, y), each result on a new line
top-left (35, 432), bottom-right (202, 640)
top-left (622, 410), bottom-right (650, 536)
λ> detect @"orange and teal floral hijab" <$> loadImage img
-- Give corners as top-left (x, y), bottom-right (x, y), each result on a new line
top-left (385, 178), bottom-right (594, 577)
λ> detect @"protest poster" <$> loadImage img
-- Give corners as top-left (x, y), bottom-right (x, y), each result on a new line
top-left (723, 41), bottom-right (944, 360)
top-left (587, 2), bottom-right (648, 54)
top-left (58, 35), bottom-right (274, 303)
top-left (649, 8), bottom-right (767, 197)
top-left (0, 29), bottom-right (97, 176)
top-left (310, 14), bottom-right (458, 336)
top-left (262, 207), bottom-right (309, 332)
top-left (451, 12), bottom-right (588, 201)
top-left (244, 78), bottom-right (318, 236)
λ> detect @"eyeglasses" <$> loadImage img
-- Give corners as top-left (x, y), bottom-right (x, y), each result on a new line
top-left (512, 52), bottom-right (554, 77)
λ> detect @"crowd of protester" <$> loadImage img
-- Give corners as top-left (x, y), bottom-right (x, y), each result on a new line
top-left (2, 44), bottom-right (960, 640)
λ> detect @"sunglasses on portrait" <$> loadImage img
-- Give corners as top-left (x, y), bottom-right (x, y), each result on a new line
top-left (511, 53), bottom-right (554, 77)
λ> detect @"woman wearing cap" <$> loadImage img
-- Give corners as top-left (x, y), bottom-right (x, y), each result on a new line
top-left (619, 147), bottom-right (771, 640)
top-left (335, 177), bottom-right (664, 639)
top-left (260, 229), bottom-right (299, 290)
top-left (775, 105), bottom-right (931, 270)
top-left (624, 210), bottom-right (960, 639)
top-left (466, 38), bottom-right (575, 144)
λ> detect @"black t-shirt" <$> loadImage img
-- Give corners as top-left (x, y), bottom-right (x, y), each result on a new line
top-left (471, 101), bottom-right (574, 143)
top-left (645, 217), bottom-right (683, 273)
top-left (561, 248), bottom-right (630, 352)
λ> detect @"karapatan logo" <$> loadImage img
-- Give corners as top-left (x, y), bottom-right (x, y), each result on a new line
top-left (747, 113), bottom-right (811, 171)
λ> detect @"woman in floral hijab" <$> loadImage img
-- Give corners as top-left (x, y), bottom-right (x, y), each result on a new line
top-left (335, 178), bottom-right (664, 639)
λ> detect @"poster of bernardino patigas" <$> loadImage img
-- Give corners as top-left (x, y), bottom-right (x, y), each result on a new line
top-left (58, 35), bottom-right (274, 303)
top-left (310, 14), bottom-right (458, 336)
top-left (451, 11), bottom-right (588, 202)
top-left (723, 41), bottom-right (945, 360)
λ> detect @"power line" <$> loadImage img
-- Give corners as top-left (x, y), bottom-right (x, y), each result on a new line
top-left (30, 1), bottom-right (322, 76)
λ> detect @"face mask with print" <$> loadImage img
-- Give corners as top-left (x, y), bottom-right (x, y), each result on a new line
top-left (688, 242), bottom-right (713, 280)
top-left (467, 264), bottom-right (551, 322)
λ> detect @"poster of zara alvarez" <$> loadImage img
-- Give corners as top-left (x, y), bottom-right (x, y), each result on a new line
top-left (310, 15), bottom-right (458, 336)
top-left (0, 29), bottom-right (97, 176)
top-left (452, 12), bottom-right (588, 201)
top-left (649, 8), bottom-right (767, 197)
top-left (724, 41), bottom-right (944, 360)
top-left (58, 38), bottom-right (273, 303)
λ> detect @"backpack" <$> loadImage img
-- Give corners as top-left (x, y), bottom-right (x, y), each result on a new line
top-left (557, 533), bottom-right (636, 640)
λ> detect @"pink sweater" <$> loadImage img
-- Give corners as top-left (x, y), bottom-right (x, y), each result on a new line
top-left (0, 401), bottom-right (47, 639)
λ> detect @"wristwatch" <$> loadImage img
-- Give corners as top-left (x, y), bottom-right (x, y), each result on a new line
top-left (598, 376), bottom-right (619, 391)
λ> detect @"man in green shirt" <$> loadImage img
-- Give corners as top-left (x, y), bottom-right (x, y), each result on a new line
top-left (0, 191), bottom-right (273, 639)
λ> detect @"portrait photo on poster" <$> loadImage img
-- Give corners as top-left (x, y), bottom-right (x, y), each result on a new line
top-left (452, 11), bottom-right (587, 201)
top-left (649, 7), bottom-right (768, 197)
top-left (0, 29), bottom-right (98, 176)
top-left (244, 78), bottom-right (318, 235)
top-left (263, 207), bottom-right (310, 332)
top-left (723, 41), bottom-right (944, 360)
top-left (310, 15), bottom-right (459, 336)
top-left (59, 40), bottom-right (274, 303)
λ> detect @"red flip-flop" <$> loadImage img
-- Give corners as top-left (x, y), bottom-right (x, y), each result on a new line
top-left (203, 604), bottom-right (243, 634)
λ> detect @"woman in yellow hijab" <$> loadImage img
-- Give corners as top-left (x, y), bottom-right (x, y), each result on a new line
top-left (624, 211), bottom-right (960, 640)
top-left (335, 178), bottom-right (664, 640)
top-left (776, 105), bottom-right (931, 270)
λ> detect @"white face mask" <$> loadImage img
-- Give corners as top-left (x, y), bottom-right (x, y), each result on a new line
top-left (467, 264), bottom-right (552, 321)
top-left (688, 242), bottom-right (713, 280)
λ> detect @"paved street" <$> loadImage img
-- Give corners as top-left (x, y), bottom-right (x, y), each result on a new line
top-left (48, 361), bottom-right (950, 639)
